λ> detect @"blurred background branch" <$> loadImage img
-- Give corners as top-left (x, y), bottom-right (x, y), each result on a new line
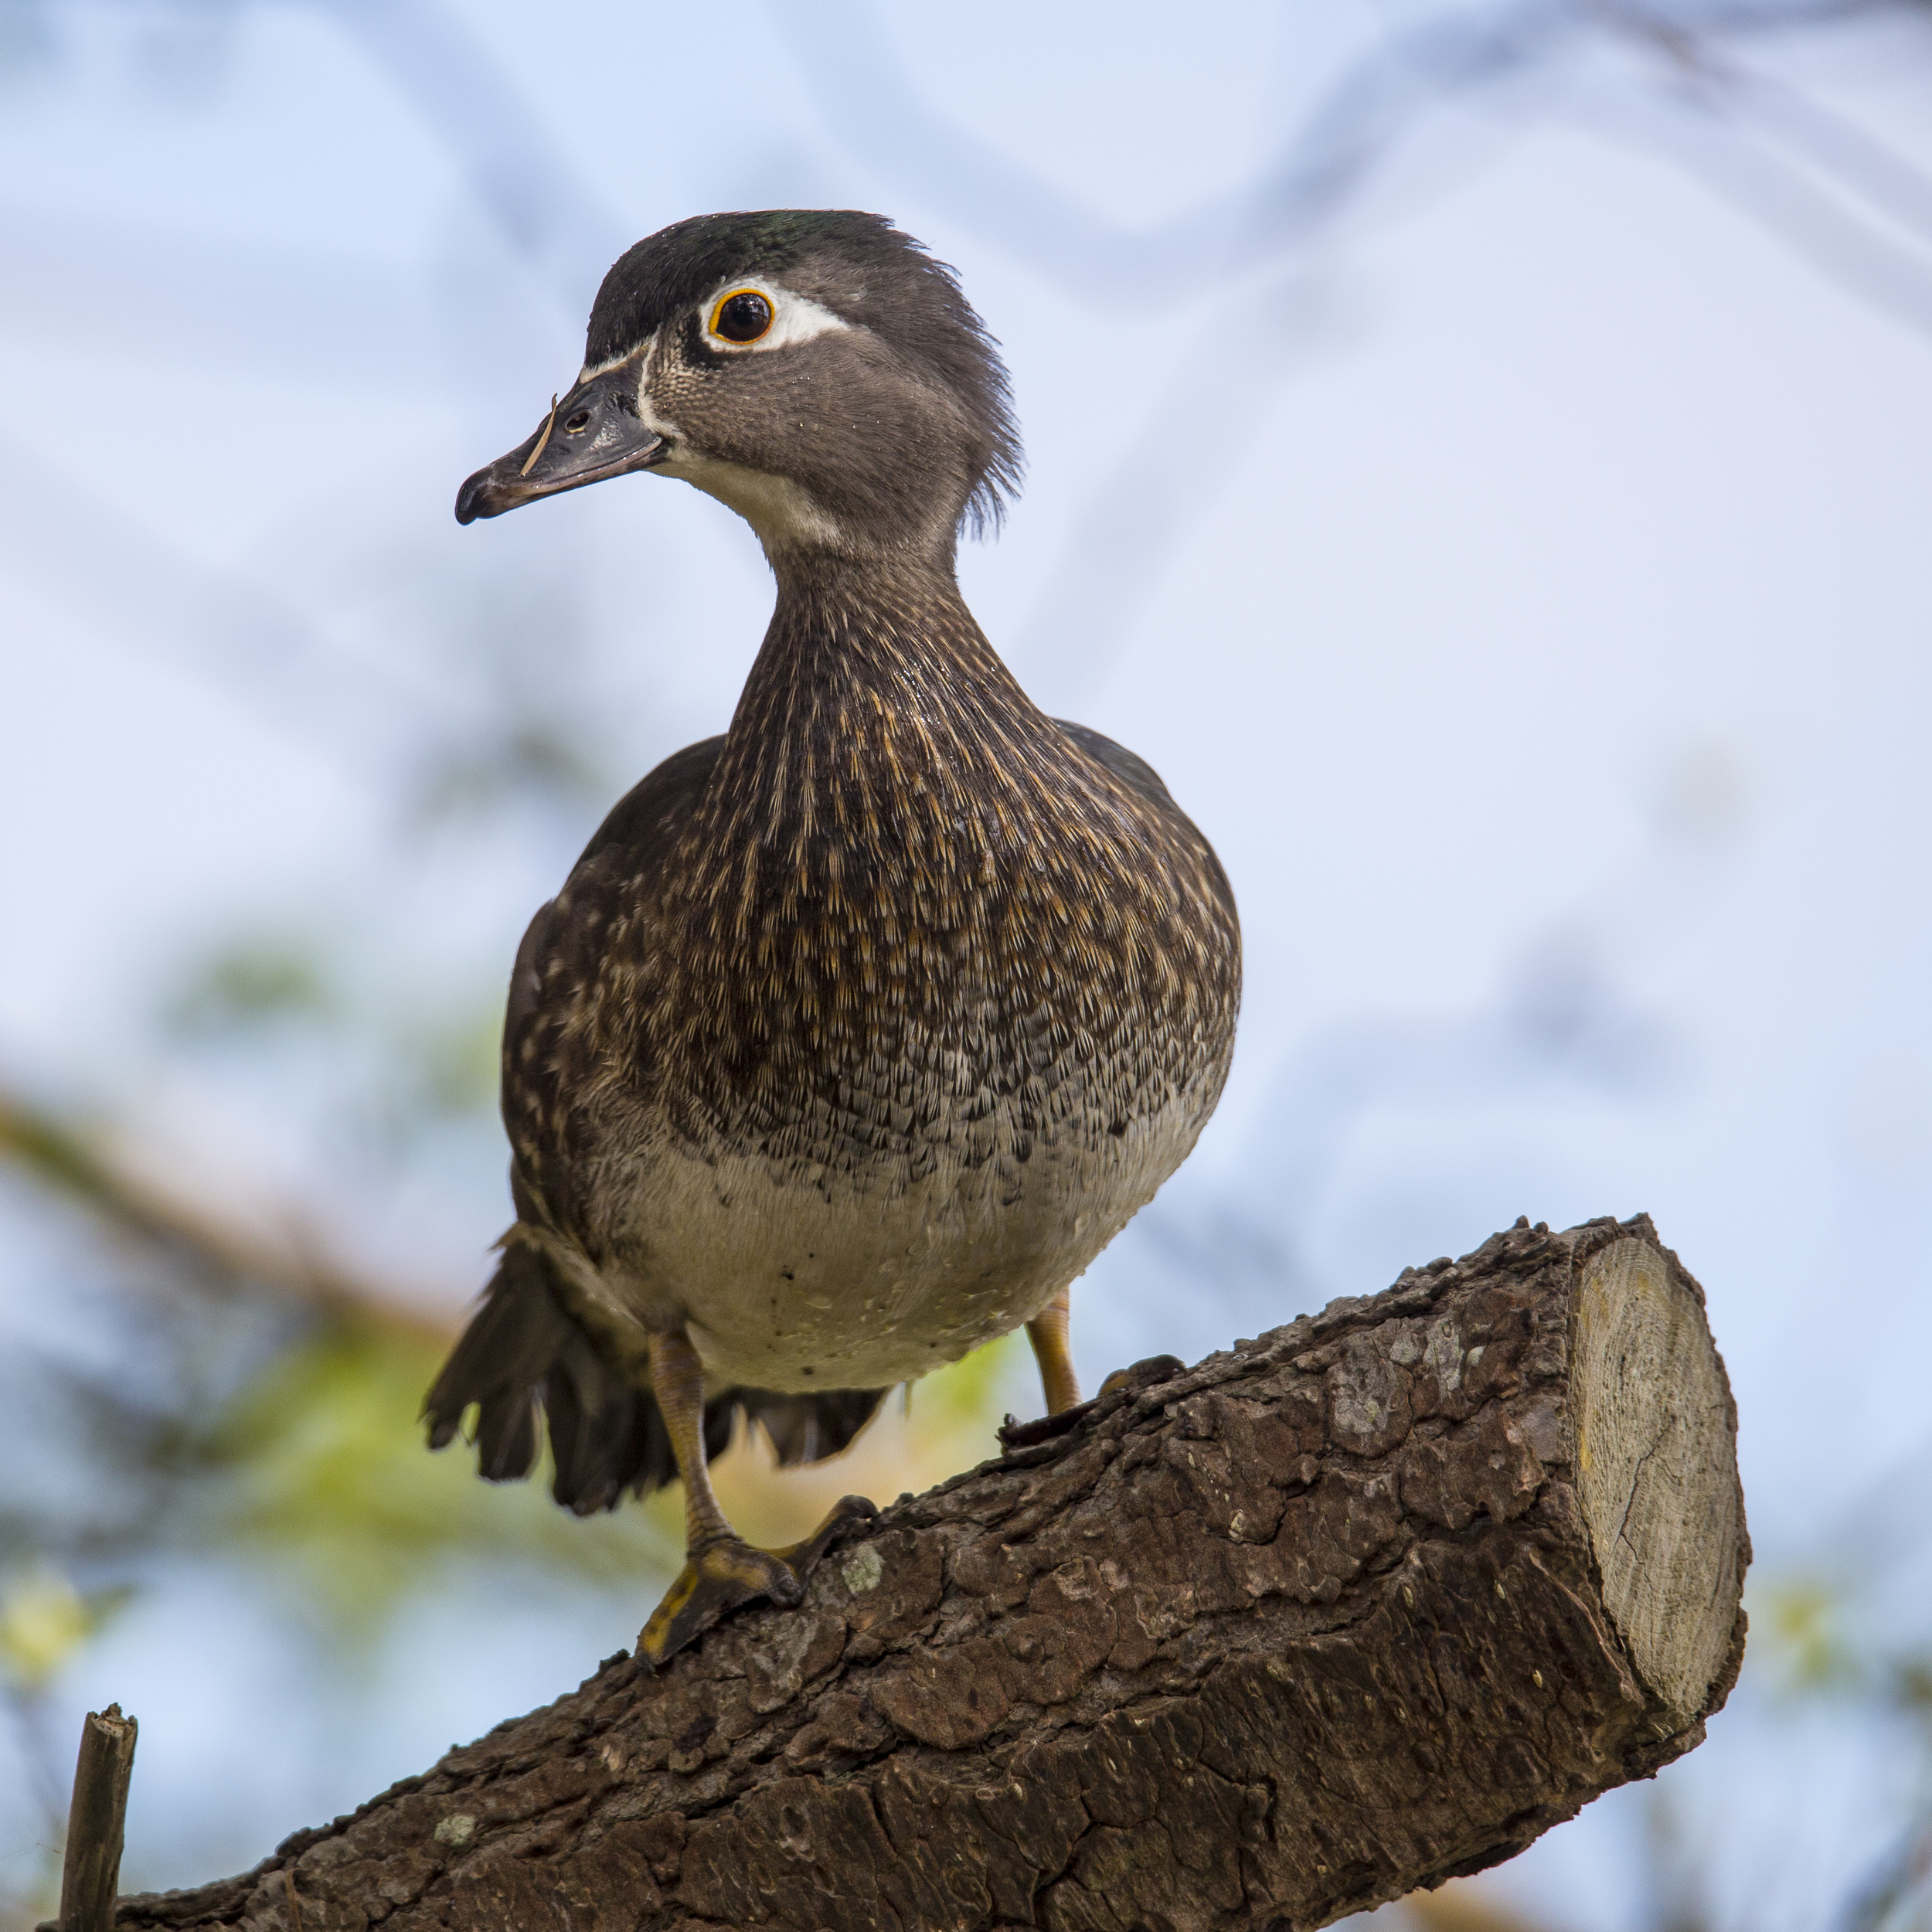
top-left (0, 1080), bottom-right (451, 1331)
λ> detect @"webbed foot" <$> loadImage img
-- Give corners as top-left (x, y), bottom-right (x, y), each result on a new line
top-left (638, 1493), bottom-right (877, 1668)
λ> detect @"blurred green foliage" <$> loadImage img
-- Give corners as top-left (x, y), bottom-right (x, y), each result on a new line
top-left (158, 923), bottom-right (507, 1151)
top-left (0, 1567), bottom-right (123, 1696)
top-left (907, 1326), bottom-right (1028, 1435)
top-left (196, 1313), bottom-right (675, 1640)
top-left (1758, 1575), bottom-right (1858, 1695)
top-left (1756, 1572), bottom-right (1932, 1720)
top-left (162, 937), bottom-right (338, 1037)
top-left (381, 1005), bottom-right (502, 1131)
top-left (408, 719), bottom-right (613, 828)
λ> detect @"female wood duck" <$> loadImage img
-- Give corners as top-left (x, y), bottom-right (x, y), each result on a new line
top-left (427, 210), bottom-right (1241, 1665)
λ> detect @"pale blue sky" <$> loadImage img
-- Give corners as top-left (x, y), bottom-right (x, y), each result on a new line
top-left (2, 4), bottom-right (1929, 1922)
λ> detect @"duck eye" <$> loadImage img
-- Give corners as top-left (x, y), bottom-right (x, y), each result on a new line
top-left (712, 290), bottom-right (774, 344)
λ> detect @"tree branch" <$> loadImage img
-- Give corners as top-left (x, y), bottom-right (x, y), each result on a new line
top-left (111, 1213), bottom-right (1747, 1931)
top-left (0, 1082), bottom-right (453, 1343)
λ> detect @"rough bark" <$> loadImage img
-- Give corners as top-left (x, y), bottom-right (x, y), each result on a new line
top-left (114, 1213), bottom-right (1748, 1932)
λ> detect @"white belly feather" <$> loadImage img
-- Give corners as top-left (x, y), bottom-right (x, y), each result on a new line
top-left (559, 1096), bottom-right (1203, 1393)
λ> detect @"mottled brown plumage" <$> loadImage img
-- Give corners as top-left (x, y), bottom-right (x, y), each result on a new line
top-left (427, 210), bottom-right (1240, 1661)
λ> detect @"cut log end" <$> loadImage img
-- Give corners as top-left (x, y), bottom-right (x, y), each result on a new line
top-left (1572, 1234), bottom-right (1747, 1726)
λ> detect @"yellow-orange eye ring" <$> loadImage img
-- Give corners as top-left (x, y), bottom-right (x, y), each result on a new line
top-left (709, 287), bottom-right (775, 345)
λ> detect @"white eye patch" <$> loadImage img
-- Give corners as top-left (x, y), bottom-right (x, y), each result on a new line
top-left (698, 280), bottom-right (852, 353)
top-left (574, 284), bottom-right (852, 392)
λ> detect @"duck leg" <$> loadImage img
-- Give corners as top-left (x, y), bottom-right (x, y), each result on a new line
top-left (638, 1326), bottom-right (873, 1668)
top-left (1026, 1287), bottom-right (1082, 1415)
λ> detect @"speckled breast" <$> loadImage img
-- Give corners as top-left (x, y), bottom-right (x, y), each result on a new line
top-left (510, 594), bottom-right (1241, 1392)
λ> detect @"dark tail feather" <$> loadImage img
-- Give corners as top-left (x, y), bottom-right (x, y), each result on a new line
top-left (424, 1240), bottom-right (675, 1513)
top-left (423, 1241), bottom-right (556, 1478)
top-left (728, 1387), bottom-right (889, 1467)
top-left (424, 1240), bottom-right (889, 1515)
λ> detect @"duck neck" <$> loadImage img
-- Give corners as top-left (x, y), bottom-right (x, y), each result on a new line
top-left (724, 552), bottom-right (1041, 763)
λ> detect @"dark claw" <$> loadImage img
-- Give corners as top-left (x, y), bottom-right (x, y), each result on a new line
top-left (638, 1494), bottom-right (877, 1668)
top-left (998, 1353), bottom-right (1184, 1451)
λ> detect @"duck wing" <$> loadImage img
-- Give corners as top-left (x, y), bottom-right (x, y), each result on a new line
top-left (426, 733), bottom-right (887, 1512)
top-left (1050, 718), bottom-right (1176, 805)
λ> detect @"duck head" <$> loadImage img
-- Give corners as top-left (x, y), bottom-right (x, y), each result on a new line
top-left (455, 210), bottom-right (1021, 566)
